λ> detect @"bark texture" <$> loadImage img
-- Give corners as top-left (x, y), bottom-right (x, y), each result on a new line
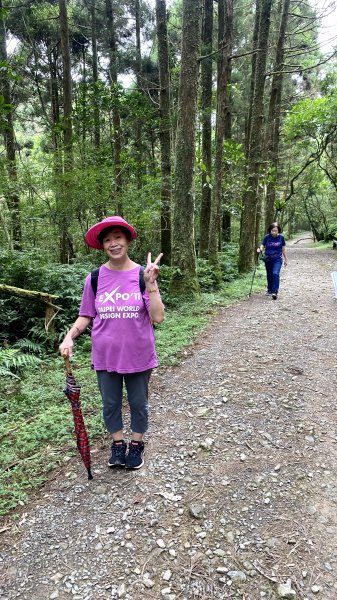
top-left (91, 0), bottom-right (100, 154)
top-left (238, 0), bottom-right (273, 273)
top-left (0, 0), bottom-right (21, 250)
top-left (59, 0), bottom-right (74, 263)
top-left (208, 0), bottom-right (233, 268)
top-left (156, 0), bottom-right (172, 265)
top-left (170, 0), bottom-right (202, 296)
top-left (264, 0), bottom-right (290, 229)
top-left (135, 0), bottom-right (143, 190)
top-left (245, 0), bottom-right (262, 155)
top-left (199, 0), bottom-right (213, 258)
top-left (106, 0), bottom-right (122, 214)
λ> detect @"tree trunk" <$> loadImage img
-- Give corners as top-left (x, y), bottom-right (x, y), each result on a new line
top-left (208, 0), bottom-right (232, 270)
top-left (264, 0), bottom-right (290, 230)
top-left (156, 0), bottom-right (172, 265)
top-left (91, 0), bottom-right (100, 154)
top-left (80, 45), bottom-right (87, 150)
top-left (221, 0), bottom-right (233, 244)
top-left (198, 0), bottom-right (213, 258)
top-left (0, 0), bottom-right (21, 250)
top-left (59, 0), bottom-right (74, 263)
top-left (48, 48), bottom-right (60, 145)
top-left (245, 0), bottom-right (262, 155)
top-left (59, 0), bottom-right (73, 161)
top-left (169, 0), bottom-right (202, 297)
top-left (0, 197), bottom-right (13, 249)
top-left (106, 0), bottom-right (122, 214)
top-left (91, 0), bottom-right (104, 220)
top-left (238, 0), bottom-right (273, 273)
top-left (135, 0), bottom-right (143, 190)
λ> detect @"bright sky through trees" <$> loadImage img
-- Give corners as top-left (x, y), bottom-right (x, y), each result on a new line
top-left (313, 0), bottom-right (337, 51)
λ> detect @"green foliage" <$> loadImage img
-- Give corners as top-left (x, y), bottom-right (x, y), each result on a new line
top-left (0, 250), bottom-right (96, 344)
top-left (196, 259), bottom-right (219, 291)
top-left (326, 222), bottom-right (337, 241)
top-left (283, 94), bottom-right (337, 141)
top-left (282, 89), bottom-right (337, 236)
top-left (0, 338), bottom-right (43, 379)
top-left (0, 348), bottom-right (41, 379)
top-left (219, 244), bottom-right (240, 282)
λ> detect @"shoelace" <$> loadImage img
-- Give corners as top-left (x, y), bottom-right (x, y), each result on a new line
top-left (113, 444), bottom-right (125, 457)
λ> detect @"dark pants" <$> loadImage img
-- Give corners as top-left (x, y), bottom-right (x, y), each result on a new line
top-left (265, 258), bottom-right (282, 294)
top-left (96, 370), bottom-right (151, 434)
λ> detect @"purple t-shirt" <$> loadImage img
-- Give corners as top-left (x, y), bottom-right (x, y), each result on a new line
top-left (79, 265), bottom-right (158, 373)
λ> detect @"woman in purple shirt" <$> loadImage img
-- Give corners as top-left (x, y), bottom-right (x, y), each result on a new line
top-left (257, 222), bottom-right (288, 300)
top-left (60, 216), bottom-right (165, 470)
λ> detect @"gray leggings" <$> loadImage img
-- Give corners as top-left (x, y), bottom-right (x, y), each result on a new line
top-left (96, 370), bottom-right (151, 434)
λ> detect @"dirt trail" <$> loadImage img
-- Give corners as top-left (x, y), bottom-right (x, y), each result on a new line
top-left (1, 240), bottom-right (337, 600)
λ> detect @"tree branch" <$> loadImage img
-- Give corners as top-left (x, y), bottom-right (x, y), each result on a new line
top-left (266, 50), bottom-right (337, 76)
top-left (198, 46), bottom-right (260, 62)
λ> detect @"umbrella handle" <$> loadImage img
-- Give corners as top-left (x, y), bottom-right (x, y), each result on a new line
top-left (64, 356), bottom-right (72, 374)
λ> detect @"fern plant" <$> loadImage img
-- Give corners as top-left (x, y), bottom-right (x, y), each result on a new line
top-left (13, 338), bottom-right (45, 355)
top-left (0, 343), bottom-right (42, 379)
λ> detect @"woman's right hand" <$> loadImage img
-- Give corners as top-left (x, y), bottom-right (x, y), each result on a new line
top-left (59, 336), bottom-right (74, 359)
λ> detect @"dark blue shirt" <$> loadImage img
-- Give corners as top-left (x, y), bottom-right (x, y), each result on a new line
top-left (262, 234), bottom-right (285, 259)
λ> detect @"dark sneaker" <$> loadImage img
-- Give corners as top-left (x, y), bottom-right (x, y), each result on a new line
top-left (108, 441), bottom-right (127, 467)
top-left (272, 293), bottom-right (277, 300)
top-left (125, 441), bottom-right (145, 470)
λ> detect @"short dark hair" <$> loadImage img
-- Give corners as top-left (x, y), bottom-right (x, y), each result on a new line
top-left (267, 222), bottom-right (282, 233)
top-left (97, 225), bottom-right (132, 245)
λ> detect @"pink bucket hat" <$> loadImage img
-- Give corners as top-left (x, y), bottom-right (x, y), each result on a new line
top-left (85, 216), bottom-right (137, 250)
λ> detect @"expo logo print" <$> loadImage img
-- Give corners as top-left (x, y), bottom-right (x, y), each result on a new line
top-left (98, 286), bottom-right (141, 304)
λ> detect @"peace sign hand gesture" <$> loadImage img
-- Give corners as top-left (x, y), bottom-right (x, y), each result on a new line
top-left (144, 252), bottom-right (163, 285)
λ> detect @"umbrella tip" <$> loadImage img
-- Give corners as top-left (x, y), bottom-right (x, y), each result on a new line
top-left (88, 468), bottom-right (93, 480)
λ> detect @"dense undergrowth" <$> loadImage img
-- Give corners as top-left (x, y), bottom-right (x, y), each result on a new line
top-left (0, 246), bottom-right (265, 517)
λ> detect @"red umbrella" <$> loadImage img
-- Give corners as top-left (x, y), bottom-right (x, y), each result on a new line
top-left (64, 357), bottom-right (93, 480)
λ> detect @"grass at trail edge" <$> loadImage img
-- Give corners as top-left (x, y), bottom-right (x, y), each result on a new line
top-left (0, 267), bottom-right (265, 517)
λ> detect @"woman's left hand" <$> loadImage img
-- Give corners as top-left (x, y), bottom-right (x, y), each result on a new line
top-left (144, 252), bottom-right (163, 285)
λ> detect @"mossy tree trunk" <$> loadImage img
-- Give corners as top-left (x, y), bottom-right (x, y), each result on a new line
top-left (135, 0), bottom-right (143, 190)
top-left (156, 0), bottom-right (172, 265)
top-left (59, 0), bottom-right (75, 263)
top-left (0, 0), bottom-right (21, 250)
top-left (169, 0), bottom-right (202, 297)
top-left (199, 0), bottom-right (213, 258)
top-left (91, 0), bottom-right (104, 220)
top-left (238, 0), bottom-right (273, 273)
top-left (106, 0), bottom-right (122, 214)
top-left (264, 0), bottom-right (290, 230)
top-left (245, 0), bottom-right (261, 155)
top-left (208, 0), bottom-right (232, 272)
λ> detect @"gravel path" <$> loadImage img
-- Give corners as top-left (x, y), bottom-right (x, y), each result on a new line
top-left (1, 241), bottom-right (337, 600)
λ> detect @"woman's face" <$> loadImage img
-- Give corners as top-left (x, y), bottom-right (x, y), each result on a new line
top-left (270, 226), bottom-right (279, 237)
top-left (102, 227), bottom-right (130, 260)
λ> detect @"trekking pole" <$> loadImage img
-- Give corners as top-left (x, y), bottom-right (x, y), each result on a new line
top-left (248, 251), bottom-right (260, 297)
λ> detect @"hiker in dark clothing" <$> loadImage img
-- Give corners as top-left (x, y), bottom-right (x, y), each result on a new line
top-left (257, 222), bottom-right (288, 300)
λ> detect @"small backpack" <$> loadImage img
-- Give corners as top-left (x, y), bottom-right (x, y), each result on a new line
top-left (90, 266), bottom-right (145, 297)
